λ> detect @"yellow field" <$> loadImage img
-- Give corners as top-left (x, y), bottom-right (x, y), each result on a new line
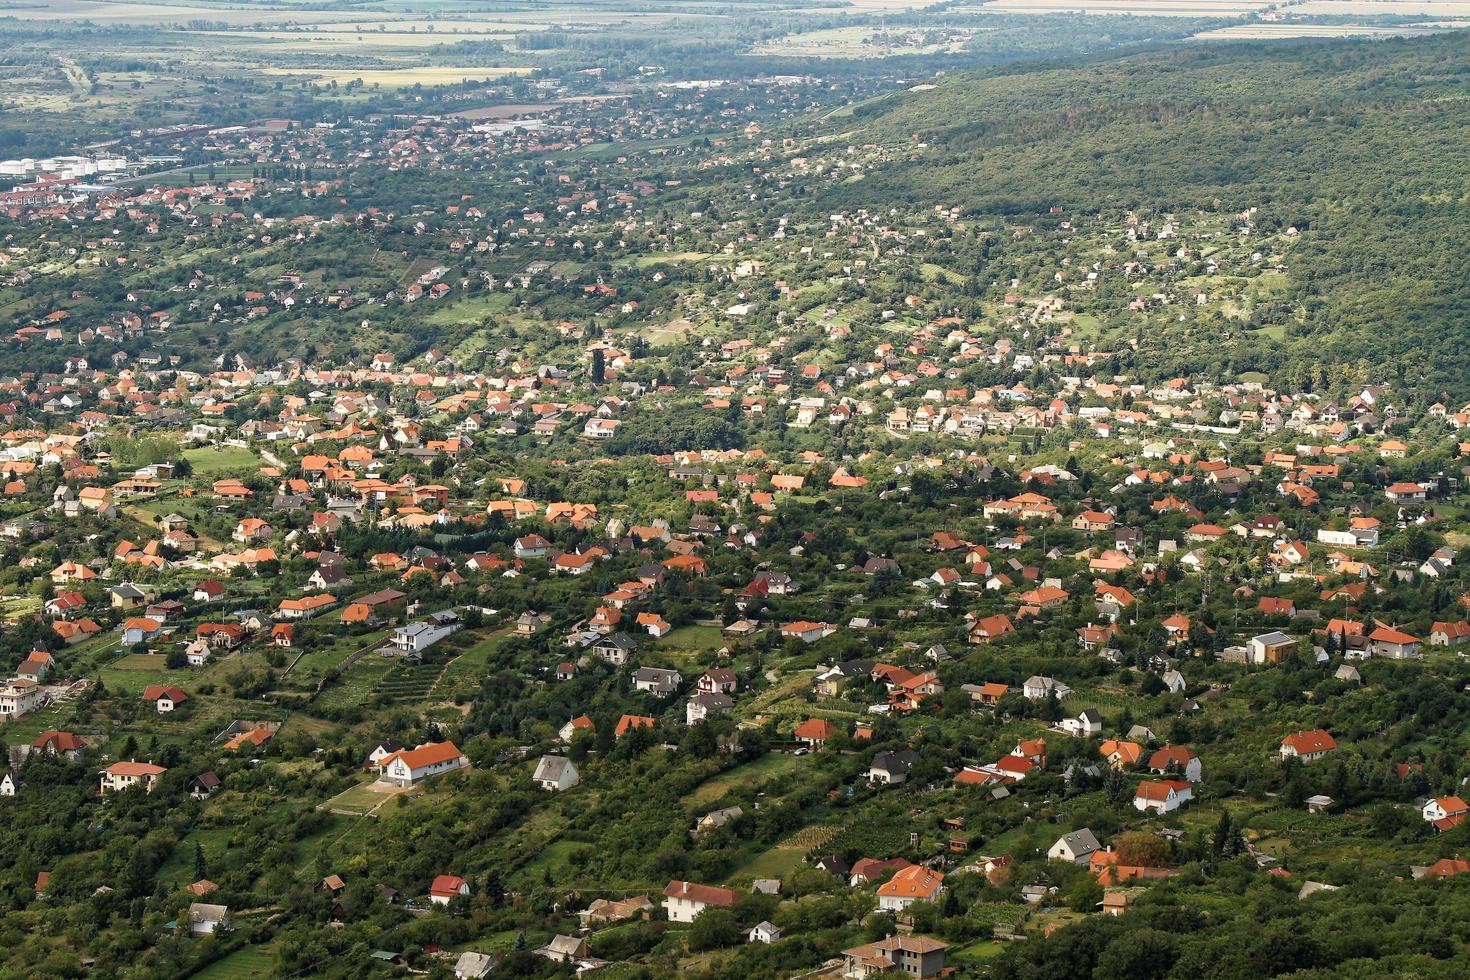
top-left (258, 66), bottom-right (530, 87)
top-left (957, 0), bottom-right (1271, 13)
top-left (1194, 20), bottom-right (1467, 37)
top-left (1293, 0), bottom-right (1470, 12)
top-left (751, 25), bottom-right (978, 58)
top-left (195, 29), bottom-right (517, 52)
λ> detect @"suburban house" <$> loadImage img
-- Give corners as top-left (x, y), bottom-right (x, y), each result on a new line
top-left (142, 685), bottom-right (189, 713)
top-left (749, 921), bottom-right (782, 944)
top-left (1429, 621), bottom-right (1470, 647)
top-left (696, 668), bottom-right (739, 694)
top-left (0, 678), bottom-right (42, 720)
top-left (875, 865), bottom-right (945, 912)
top-left (121, 617), bottom-right (164, 646)
top-left (1023, 676), bottom-right (1073, 701)
top-left (840, 936), bottom-right (948, 980)
top-left (559, 715), bottom-right (595, 743)
top-left (187, 903), bottom-right (229, 937)
top-left (1280, 729), bottom-right (1338, 762)
top-left (631, 666), bottom-right (682, 696)
top-left (32, 730), bottom-right (86, 759)
top-left (592, 632), bottom-right (637, 666)
top-left (390, 611), bottom-right (462, 655)
top-left (1134, 779), bottom-right (1194, 814)
top-left (537, 935), bottom-right (589, 964)
top-left (968, 613), bottom-right (1015, 644)
top-left (1422, 796), bottom-right (1469, 831)
top-left (429, 874), bottom-right (469, 905)
top-left (867, 749), bottom-right (920, 785)
top-left (1248, 631), bottom-right (1296, 665)
top-left (662, 880), bottom-right (742, 923)
top-left (780, 620), bottom-right (835, 644)
top-left (1060, 708), bottom-right (1103, 737)
top-left (685, 692), bottom-right (733, 725)
top-left (532, 755), bottom-right (580, 792)
top-left (1048, 829), bottom-right (1101, 865)
top-left (794, 718), bottom-right (837, 747)
top-left (376, 741), bottom-right (469, 787)
top-left (1368, 626), bottom-right (1421, 659)
top-left (1147, 746), bottom-right (1203, 782)
top-left (100, 760), bottom-right (167, 795)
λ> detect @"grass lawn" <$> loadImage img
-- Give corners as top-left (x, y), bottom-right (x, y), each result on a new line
top-left (654, 625), bottom-right (725, 662)
top-left (191, 945), bottom-right (278, 979)
top-left (0, 593), bottom-right (41, 621)
top-left (183, 444), bottom-right (261, 476)
top-left (681, 753), bottom-right (808, 806)
top-left (321, 780), bottom-right (402, 816)
top-left (726, 843), bottom-right (807, 883)
top-left (98, 652), bottom-right (191, 693)
top-left (157, 825), bottom-right (237, 884)
top-left (949, 939), bottom-right (1009, 964)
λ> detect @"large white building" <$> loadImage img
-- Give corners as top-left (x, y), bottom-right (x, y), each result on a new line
top-left (376, 741), bottom-right (468, 787)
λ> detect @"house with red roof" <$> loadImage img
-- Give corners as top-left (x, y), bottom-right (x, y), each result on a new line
top-left (429, 874), bottom-right (468, 905)
top-left (1280, 729), bottom-right (1337, 762)
top-left (375, 741), bottom-right (468, 787)
top-left (1134, 779), bottom-right (1194, 815)
top-left (1423, 797), bottom-right (1469, 831)
top-left (662, 880), bottom-right (741, 922)
top-left (142, 685), bottom-right (188, 712)
top-left (876, 865), bottom-right (945, 912)
top-left (1368, 626), bottom-right (1421, 659)
top-left (793, 718), bottom-right (836, 747)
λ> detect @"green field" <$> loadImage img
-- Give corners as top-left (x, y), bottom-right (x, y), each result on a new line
top-left (190, 945), bottom-right (278, 979)
top-left (681, 753), bottom-right (807, 806)
top-left (183, 445), bottom-right (262, 476)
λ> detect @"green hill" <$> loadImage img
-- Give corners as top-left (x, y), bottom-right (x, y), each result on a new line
top-left (818, 35), bottom-right (1470, 399)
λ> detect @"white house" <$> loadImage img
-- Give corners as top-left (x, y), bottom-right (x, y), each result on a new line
top-left (632, 666), bottom-right (682, 696)
top-left (99, 760), bottom-right (167, 795)
top-left (1134, 779), bottom-right (1194, 815)
top-left (0, 678), bottom-right (42, 720)
top-left (376, 741), bottom-right (468, 787)
top-left (686, 692), bottom-right (733, 725)
top-left (188, 903), bottom-right (229, 937)
top-left (1023, 676), bottom-right (1072, 701)
top-left (1060, 708), bottom-right (1103, 737)
top-left (390, 612), bottom-right (461, 655)
top-left (1147, 746), bottom-right (1203, 782)
top-left (430, 874), bottom-right (469, 906)
top-left (748, 921), bottom-right (782, 944)
top-left (1422, 796), bottom-right (1469, 827)
top-left (532, 755), bottom-right (580, 792)
top-left (0, 773), bottom-right (15, 797)
top-left (662, 880), bottom-right (742, 923)
top-left (1048, 829), bottom-right (1101, 865)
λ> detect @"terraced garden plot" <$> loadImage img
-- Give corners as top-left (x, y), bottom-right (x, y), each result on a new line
top-left (191, 946), bottom-right (278, 980)
top-left (373, 661), bottom-right (442, 702)
top-left (310, 658), bottom-right (394, 710)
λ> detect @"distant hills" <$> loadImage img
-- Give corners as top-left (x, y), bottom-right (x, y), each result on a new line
top-left (820, 35), bottom-right (1470, 400)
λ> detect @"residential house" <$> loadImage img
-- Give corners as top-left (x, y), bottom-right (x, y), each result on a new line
top-left (1134, 779), bottom-right (1194, 814)
top-left (632, 666), bottom-right (682, 696)
top-left (429, 875), bottom-right (469, 905)
top-left (662, 881), bottom-right (742, 923)
top-left (1280, 729), bottom-right (1338, 762)
top-left (1048, 829), bottom-right (1101, 865)
top-left (875, 865), bottom-right (945, 912)
top-left (99, 760), bottom-right (167, 795)
top-left (376, 741), bottom-right (469, 787)
top-left (840, 936), bottom-right (948, 980)
top-left (867, 749), bottom-right (919, 785)
top-left (532, 755), bottom-right (580, 792)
